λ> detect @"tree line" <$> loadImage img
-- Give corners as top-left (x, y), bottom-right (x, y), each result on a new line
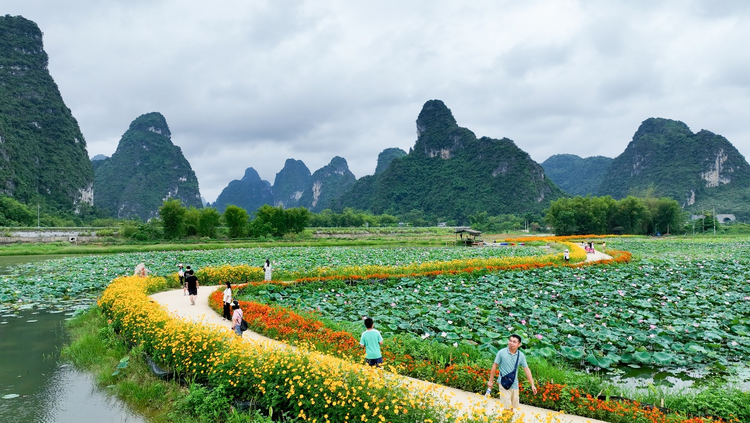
top-left (544, 196), bottom-right (687, 235)
top-left (158, 200), bottom-right (310, 240)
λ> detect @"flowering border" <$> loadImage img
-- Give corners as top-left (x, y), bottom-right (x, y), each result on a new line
top-left (99, 275), bottom-right (510, 423)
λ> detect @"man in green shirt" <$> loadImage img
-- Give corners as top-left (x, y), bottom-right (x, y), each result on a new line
top-left (487, 334), bottom-right (537, 408)
top-left (360, 317), bottom-right (383, 367)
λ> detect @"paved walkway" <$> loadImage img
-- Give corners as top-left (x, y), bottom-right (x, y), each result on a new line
top-left (151, 253), bottom-right (609, 422)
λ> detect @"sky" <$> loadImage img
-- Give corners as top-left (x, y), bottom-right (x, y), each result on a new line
top-left (5, 0), bottom-right (750, 203)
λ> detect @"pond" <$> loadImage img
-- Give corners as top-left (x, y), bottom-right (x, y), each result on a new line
top-left (0, 255), bottom-right (145, 422)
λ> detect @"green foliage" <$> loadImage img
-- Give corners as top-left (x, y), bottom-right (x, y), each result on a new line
top-left (545, 195), bottom-right (686, 235)
top-left (183, 207), bottom-right (200, 237)
top-left (248, 205), bottom-right (310, 238)
top-left (159, 199), bottom-right (186, 239)
top-left (467, 211), bottom-right (539, 233)
top-left (198, 207), bottom-right (221, 238)
top-left (0, 196), bottom-right (34, 225)
top-left (308, 208), bottom-right (398, 227)
top-left (222, 205), bottom-right (249, 239)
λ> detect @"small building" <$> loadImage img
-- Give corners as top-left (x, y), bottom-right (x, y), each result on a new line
top-left (454, 228), bottom-right (482, 246)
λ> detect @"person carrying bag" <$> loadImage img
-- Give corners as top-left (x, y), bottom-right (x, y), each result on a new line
top-left (486, 334), bottom-right (538, 408)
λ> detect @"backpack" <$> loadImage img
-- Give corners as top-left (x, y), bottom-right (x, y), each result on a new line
top-left (500, 351), bottom-right (521, 389)
top-left (240, 319), bottom-right (248, 332)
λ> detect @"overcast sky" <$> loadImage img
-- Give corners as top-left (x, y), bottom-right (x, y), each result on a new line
top-left (6, 0), bottom-right (750, 202)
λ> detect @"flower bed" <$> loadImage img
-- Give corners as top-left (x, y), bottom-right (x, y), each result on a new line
top-left (211, 283), bottom-right (734, 422)
top-left (194, 243), bottom-right (600, 287)
top-left (99, 275), bottom-right (510, 423)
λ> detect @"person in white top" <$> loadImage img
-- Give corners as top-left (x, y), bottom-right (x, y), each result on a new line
top-left (222, 281), bottom-right (232, 320)
top-left (263, 258), bottom-right (272, 281)
top-left (178, 264), bottom-right (185, 295)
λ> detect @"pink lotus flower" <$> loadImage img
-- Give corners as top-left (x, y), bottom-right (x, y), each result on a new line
top-left (521, 319), bottom-right (527, 325)
top-left (535, 334), bottom-right (543, 340)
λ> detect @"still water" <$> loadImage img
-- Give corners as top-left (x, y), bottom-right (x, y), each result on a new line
top-left (0, 255), bottom-right (145, 423)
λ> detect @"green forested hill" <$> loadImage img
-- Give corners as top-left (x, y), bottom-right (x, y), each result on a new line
top-left (272, 159), bottom-right (311, 208)
top-left (597, 118), bottom-right (750, 219)
top-left (0, 15), bottom-right (94, 210)
top-left (374, 147), bottom-right (407, 175)
top-left (298, 156), bottom-right (356, 213)
top-left (213, 167), bottom-right (273, 213)
top-left (541, 154), bottom-right (613, 196)
top-left (337, 100), bottom-right (565, 222)
top-left (93, 112), bottom-right (202, 219)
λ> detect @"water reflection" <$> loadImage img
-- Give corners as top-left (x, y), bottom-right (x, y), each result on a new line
top-left (0, 309), bottom-right (144, 423)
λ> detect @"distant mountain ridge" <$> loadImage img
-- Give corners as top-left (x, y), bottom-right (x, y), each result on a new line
top-left (93, 112), bottom-right (202, 219)
top-left (273, 159), bottom-right (311, 208)
top-left (212, 167), bottom-right (273, 213)
top-left (597, 118), bottom-right (750, 218)
top-left (336, 100), bottom-right (565, 221)
top-left (0, 15), bottom-right (94, 210)
top-left (542, 154), bottom-right (613, 196)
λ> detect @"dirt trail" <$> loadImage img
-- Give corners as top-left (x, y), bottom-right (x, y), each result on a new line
top-left (150, 255), bottom-right (608, 423)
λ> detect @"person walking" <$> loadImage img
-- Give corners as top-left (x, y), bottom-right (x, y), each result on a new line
top-left (486, 334), bottom-right (537, 409)
top-left (222, 281), bottom-right (232, 320)
top-left (231, 300), bottom-right (243, 337)
top-left (185, 269), bottom-right (199, 305)
top-left (263, 258), bottom-right (272, 281)
top-left (178, 264), bottom-right (185, 295)
top-left (360, 317), bottom-right (383, 367)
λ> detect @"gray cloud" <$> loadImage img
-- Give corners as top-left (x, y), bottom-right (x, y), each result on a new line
top-left (5, 0), bottom-right (750, 202)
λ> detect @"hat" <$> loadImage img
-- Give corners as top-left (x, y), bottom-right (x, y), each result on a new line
top-left (232, 300), bottom-right (240, 309)
top-left (178, 263), bottom-right (183, 267)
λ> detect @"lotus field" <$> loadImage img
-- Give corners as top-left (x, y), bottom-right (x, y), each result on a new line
top-left (247, 258), bottom-right (750, 373)
top-left (3, 238), bottom-right (750, 421)
top-left (0, 245), bottom-right (550, 304)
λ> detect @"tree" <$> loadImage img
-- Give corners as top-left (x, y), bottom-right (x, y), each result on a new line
top-left (184, 207), bottom-right (200, 236)
top-left (610, 196), bottom-right (649, 234)
top-left (249, 205), bottom-right (310, 237)
top-left (223, 205), bottom-right (249, 238)
top-left (285, 207), bottom-right (310, 234)
top-left (0, 196), bottom-right (34, 226)
top-left (159, 199), bottom-right (186, 239)
top-left (198, 207), bottom-right (221, 238)
top-left (644, 197), bottom-right (685, 234)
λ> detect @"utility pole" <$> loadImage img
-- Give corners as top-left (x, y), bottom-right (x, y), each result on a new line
top-left (713, 206), bottom-right (716, 236)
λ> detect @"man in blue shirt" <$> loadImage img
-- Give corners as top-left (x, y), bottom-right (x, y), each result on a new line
top-left (360, 317), bottom-right (383, 367)
top-left (487, 334), bottom-right (537, 408)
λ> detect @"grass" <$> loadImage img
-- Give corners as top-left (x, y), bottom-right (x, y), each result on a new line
top-left (0, 237), bottom-right (450, 256)
top-left (62, 307), bottom-right (298, 423)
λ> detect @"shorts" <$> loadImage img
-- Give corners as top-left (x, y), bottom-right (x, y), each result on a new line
top-left (188, 287), bottom-right (197, 296)
top-left (366, 357), bottom-right (383, 367)
top-left (496, 387), bottom-right (520, 408)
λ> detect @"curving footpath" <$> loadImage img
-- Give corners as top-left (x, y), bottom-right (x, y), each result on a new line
top-left (151, 252), bottom-right (610, 423)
